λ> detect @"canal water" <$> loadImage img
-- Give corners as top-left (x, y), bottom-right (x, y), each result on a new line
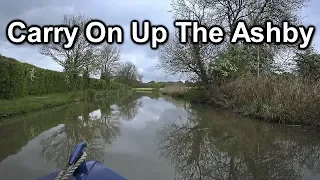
top-left (0, 92), bottom-right (320, 180)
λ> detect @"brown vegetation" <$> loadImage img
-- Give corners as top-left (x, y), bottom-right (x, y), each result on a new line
top-left (159, 84), bottom-right (187, 97)
top-left (206, 76), bottom-right (320, 126)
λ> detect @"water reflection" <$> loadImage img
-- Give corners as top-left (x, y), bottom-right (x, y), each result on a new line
top-left (117, 94), bottom-right (143, 120)
top-left (39, 103), bottom-right (117, 167)
top-left (39, 96), bottom-right (143, 167)
top-left (135, 91), bottom-right (161, 100)
top-left (0, 94), bottom-right (178, 180)
top-left (157, 104), bottom-right (320, 180)
top-left (1, 94), bottom-right (320, 180)
top-left (0, 105), bottom-right (69, 162)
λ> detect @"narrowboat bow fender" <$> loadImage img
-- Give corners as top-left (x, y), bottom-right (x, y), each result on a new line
top-left (37, 142), bottom-right (127, 180)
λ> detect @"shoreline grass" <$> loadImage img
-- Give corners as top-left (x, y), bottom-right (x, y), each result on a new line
top-left (159, 77), bottom-right (320, 127)
top-left (216, 77), bottom-right (320, 126)
top-left (0, 89), bottom-right (133, 119)
top-left (159, 85), bottom-right (186, 98)
top-left (0, 93), bottom-right (78, 118)
top-left (132, 88), bottom-right (158, 91)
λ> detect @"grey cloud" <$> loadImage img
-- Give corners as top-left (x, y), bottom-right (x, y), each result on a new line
top-left (142, 67), bottom-right (179, 82)
top-left (0, 41), bottom-right (62, 71)
top-left (301, 1), bottom-right (320, 50)
top-left (0, 0), bottom-right (176, 82)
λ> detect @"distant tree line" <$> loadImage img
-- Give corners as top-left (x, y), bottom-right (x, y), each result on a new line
top-left (132, 80), bottom-right (196, 88)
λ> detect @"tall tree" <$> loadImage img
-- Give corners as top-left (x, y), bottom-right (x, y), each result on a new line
top-left (159, 0), bottom-right (221, 84)
top-left (39, 15), bottom-right (99, 83)
top-left (115, 61), bottom-right (142, 86)
top-left (294, 47), bottom-right (320, 82)
top-left (158, 0), bottom-right (309, 85)
top-left (98, 44), bottom-right (121, 81)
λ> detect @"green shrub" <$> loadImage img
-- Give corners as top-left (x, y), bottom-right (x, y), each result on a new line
top-left (0, 55), bottom-right (130, 99)
top-left (0, 56), bottom-right (28, 99)
top-left (185, 87), bottom-right (207, 103)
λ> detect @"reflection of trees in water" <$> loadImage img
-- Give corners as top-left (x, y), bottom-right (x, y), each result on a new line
top-left (158, 105), bottom-right (320, 180)
top-left (40, 96), bottom-right (142, 168)
top-left (0, 105), bottom-right (68, 162)
top-left (135, 91), bottom-right (161, 100)
top-left (40, 103), bottom-right (119, 167)
top-left (116, 94), bottom-right (143, 120)
top-left (161, 95), bottom-right (189, 109)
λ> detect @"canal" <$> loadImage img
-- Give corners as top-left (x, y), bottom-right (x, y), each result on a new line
top-left (0, 92), bottom-right (320, 180)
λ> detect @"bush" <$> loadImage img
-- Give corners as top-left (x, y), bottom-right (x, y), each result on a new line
top-left (0, 56), bottom-right (72, 99)
top-left (214, 76), bottom-right (320, 126)
top-left (0, 56), bottom-right (29, 99)
top-left (0, 55), bottom-right (128, 99)
top-left (184, 87), bottom-right (208, 103)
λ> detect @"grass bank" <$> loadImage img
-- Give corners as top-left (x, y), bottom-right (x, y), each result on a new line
top-left (0, 93), bottom-right (78, 118)
top-left (160, 76), bottom-right (320, 127)
top-left (0, 55), bottom-right (134, 118)
top-left (133, 88), bottom-right (158, 91)
top-left (0, 89), bottom-right (133, 118)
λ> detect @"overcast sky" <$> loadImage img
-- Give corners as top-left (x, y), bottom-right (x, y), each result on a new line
top-left (0, 0), bottom-right (319, 82)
